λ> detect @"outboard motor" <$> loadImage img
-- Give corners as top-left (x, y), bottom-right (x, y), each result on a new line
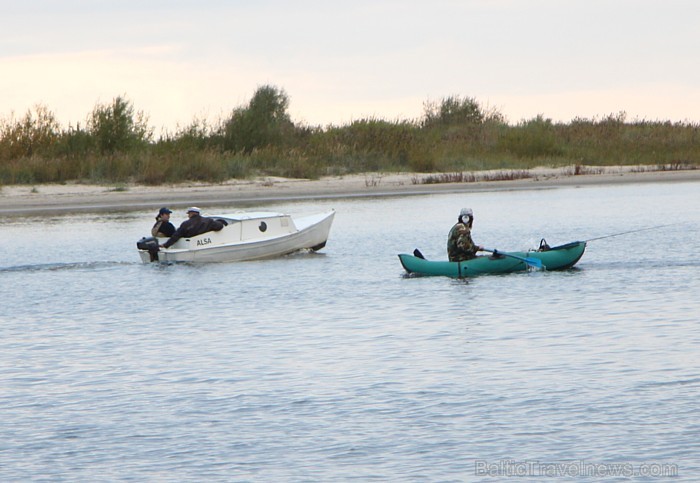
top-left (137, 236), bottom-right (160, 262)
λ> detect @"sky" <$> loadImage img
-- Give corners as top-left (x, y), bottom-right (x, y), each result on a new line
top-left (2, 0), bottom-right (699, 133)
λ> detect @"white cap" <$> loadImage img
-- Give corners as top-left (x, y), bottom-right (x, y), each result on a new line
top-left (460, 208), bottom-right (473, 217)
top-left (186, 206), bottom-right (201, 213)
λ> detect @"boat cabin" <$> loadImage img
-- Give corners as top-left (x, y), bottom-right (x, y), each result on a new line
top-left (164, 212), bottom-right (298, 250)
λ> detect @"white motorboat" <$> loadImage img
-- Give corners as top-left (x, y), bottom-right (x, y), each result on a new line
top-left (137, 210), bottom-right (335, 263)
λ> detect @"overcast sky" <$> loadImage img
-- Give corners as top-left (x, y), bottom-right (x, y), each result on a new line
top-left (2, 0), bottom-right (698, 132)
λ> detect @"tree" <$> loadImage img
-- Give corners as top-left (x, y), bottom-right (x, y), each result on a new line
top-left (87, 96), bottom-right (152, 153)
top-left (221, 85), bottom-right (295, 153)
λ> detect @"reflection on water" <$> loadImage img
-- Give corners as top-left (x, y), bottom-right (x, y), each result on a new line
top-left (1, 181), bottom-right (699, 480)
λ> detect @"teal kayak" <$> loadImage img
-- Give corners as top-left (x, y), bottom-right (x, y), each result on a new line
top-left (398, 241), bottom-right (586, 278)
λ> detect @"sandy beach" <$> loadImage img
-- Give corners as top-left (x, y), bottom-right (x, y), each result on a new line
top-left (2, 166), bottom-right (699, 216)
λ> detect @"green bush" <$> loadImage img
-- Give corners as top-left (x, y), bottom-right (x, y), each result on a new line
top-left (0, 105), bottom-right (61, 160)
top-left (87, 96), bottom-right (153, 154)
top-left (422, 96), bottom-right (485, 128)
top-left (220, 85), bottom-right (296, 154)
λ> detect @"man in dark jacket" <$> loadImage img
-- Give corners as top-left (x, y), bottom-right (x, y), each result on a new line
top-left (162, 207), bottom-right (226, 248)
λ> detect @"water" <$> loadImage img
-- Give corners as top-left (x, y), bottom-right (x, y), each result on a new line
top-left (1, 181), bottom-right (699, 481)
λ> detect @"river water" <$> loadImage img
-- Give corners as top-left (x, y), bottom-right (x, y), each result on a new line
top-left (1, 181), bottom-right (699, 481)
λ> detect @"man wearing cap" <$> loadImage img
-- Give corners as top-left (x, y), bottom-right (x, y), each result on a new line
top-left (151, 207), bottom-right (176, 238)
top-left (447, 208), bottom-right (483, 262)
top-left (161, 207), bottom-right (226, 249)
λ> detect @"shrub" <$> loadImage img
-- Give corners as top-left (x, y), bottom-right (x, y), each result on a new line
top-left (422, 96), bottom-right (484, 128)
top-left (87, 96), bottom-right (153, 154)
top-left (220, 85), bottom-right (296, 154)
top-left (0, 105), bottom-right (61, 159)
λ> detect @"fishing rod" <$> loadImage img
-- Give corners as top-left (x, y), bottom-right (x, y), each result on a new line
top-left (586, 223), bottom-right (682, 242)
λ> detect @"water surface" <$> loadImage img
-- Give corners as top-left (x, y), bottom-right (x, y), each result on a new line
top-left (1, 181), bottom-right (699, 481)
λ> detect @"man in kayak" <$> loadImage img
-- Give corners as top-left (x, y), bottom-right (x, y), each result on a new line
top-left (161, 207), bottom-right (227, 248)
top-left (447, 208), bottom-right (483, 262)
top-left (151, 207), bottom-right (176, 238)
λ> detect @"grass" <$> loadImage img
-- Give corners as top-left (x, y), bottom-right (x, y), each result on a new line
top-left (412, 170), bottom-right (534, 185)
top-left (630, 162), bottom-right (698, 172)
top-left (364, 175), bottom-right (383, 187)
top-left (563, 165), bottom-right (604, 176)
top-left (1, 90), bottom-right (699, 186)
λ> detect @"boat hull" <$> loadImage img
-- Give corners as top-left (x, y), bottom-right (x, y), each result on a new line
top-left (398, 241), bottom-right (586, 278)
top-left (138, 211), bottom-right (334, 263)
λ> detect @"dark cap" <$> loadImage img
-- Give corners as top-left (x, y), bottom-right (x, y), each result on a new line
top-left (158, 207), bottom-right (172, 215)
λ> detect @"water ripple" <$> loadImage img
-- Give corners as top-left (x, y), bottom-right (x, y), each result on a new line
top-left (1, 184), bottom-right (699, 480)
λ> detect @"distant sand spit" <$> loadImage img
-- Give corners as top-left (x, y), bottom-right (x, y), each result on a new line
top-left (2, 167), bottom-right (699, 216)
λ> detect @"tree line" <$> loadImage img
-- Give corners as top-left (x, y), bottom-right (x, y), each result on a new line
top-left (1, 85), bottom-right (698, 185)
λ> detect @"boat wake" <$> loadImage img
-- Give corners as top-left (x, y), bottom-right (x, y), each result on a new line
top-left (283, 248), bottom-right (327, 258)
top-left (0, 261), bottom-right (137, 273)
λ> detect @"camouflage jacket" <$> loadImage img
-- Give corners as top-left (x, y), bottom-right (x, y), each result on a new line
top-left (447, 223), bottom-right (479, 262)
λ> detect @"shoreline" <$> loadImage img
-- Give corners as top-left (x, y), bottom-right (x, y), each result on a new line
top-left (2, 167), bottom-right (699, 216)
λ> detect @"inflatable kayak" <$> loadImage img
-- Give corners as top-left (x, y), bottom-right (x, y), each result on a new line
top-left (398, 241), bottom-right (586, 278)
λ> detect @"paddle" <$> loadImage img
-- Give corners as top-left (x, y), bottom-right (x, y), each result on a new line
top-left (480, 248), bottom-right (543, 269)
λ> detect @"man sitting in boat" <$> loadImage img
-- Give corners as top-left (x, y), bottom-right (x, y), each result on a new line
top-left (151, 207), bottom-right (176, 238)
top-left (447, 208), bottom-right (483, 262)
top-left (161, 207), bottom-right (227, 249)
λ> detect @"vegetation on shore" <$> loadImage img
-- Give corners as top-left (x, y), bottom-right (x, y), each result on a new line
top-left (1, 85), bottom-right (698, 186)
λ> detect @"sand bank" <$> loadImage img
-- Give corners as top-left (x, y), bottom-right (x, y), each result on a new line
top-left (2, 167), bottom-right (699, 216)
